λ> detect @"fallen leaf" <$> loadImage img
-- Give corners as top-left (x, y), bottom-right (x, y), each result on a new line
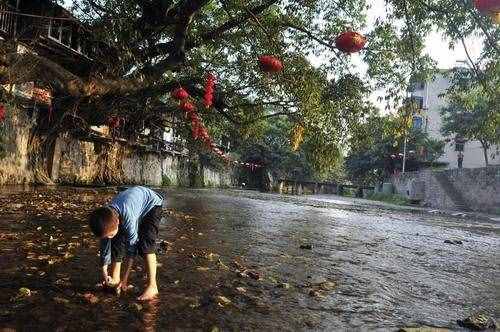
top-left (53, 296), bottom-right (70, 304)
top-left (197, 266), bottom-right (210, 272)
top-left (215, 296), bottom-right (231, 306)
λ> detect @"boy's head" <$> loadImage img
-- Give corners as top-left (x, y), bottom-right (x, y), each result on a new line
top-left (88, 207), bottom-right (119, 239)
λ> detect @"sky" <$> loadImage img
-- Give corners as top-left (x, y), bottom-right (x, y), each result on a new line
top-left (63, 0), bottom-right (483, 111)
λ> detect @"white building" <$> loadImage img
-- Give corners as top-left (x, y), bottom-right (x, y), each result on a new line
top-left (409, 71), bottom-right (499, 169)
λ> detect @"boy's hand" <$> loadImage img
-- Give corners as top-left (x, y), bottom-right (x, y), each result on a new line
top-left (118, 280), bottom-right (134, 292)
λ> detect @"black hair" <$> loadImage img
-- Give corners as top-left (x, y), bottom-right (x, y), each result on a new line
top-left (88, 206), bottom-right (115, 237)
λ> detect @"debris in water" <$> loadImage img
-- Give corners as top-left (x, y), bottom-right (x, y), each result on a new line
top-left (246, 270), bottom-right (262, 280)
top-left (215, 296), bottom-right (231, 306)
top-left (197, 266), bottom-right (210, 272)
top-left (53, 296), bottom-right (70, 304)
top-left (129, 303), bottom-right (143, 312)
top-left (11, 287), bottom-right (32, 301)
top-left (82, 292), bottom-right (99, 304)
top-left (277, 282), bottom-right (290, 289)
top-left (457, 312), bottom-right (496, 330)
top-left (444, 239), bottom-right (463, 245)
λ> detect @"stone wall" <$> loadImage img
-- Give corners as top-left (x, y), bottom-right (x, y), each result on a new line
top-left (0, 106), bottom-right (235, 188)
top-left (53, 136), bottom-right (235, 187)
top-left (0, 107), bottom-right (35, 185)
top-left (392, 167), bottom-right (500, 213)
top-left (203, 166), bottom-right (235, 188)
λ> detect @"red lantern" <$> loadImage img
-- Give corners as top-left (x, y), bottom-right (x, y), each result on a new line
top-left (474, 0), bottom-right (500, 22)
top-left (172, 87), bottom-right (189, 100)
top-left (203, 74), bottom-right (216, 108)
top-left (0, 104), bottom-right (6, 122)
top-left (180, 101), bottom-right (195, 113)
top-left (474, 0), bottom-right (500, 13)
top-left (335, 31), bottom-right (366, 53)
top-left (258, 55), bottom-right (283, 73)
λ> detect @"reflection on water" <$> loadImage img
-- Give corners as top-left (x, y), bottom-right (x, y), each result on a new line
top-left (0, 186), bottom-right (498, 331)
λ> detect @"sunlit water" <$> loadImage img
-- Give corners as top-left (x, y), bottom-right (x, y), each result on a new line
top-left (0, 187), bottom-right (498, 331)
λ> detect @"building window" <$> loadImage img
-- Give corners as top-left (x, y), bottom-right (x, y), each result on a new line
top-left (409, 81), bottom-right (425, 92)
top-left (455, 136), bottom-right (465, 152)
top-left (410, 96), bottom-right (424, 110)
top-left (412, 115), bottom-right (423, 130)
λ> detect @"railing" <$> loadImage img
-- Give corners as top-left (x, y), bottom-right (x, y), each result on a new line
top-left (0, 2), bottom-right (16, 37)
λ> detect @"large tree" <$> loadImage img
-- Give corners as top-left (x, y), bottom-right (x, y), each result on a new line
top-left (441, 67), bottom-right (500, 166)
top-left (0, 0), bottom-right (498, 175)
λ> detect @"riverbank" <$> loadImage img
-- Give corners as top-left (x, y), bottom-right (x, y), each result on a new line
top-left (1, 187), bottom-right (498, 330)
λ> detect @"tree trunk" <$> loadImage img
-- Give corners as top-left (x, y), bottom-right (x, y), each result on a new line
top-left (480, 141), bottom-right (489, 166)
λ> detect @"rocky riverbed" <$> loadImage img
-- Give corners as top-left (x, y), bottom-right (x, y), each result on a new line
top-left (0, 186), bottom-right (498, 331)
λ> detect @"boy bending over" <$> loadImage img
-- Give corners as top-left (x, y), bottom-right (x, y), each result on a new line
top-left (88, 186), bottom-right (163, 301)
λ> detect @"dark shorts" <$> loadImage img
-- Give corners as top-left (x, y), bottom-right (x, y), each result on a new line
top-left (111, 205), bottom-right (162, 261)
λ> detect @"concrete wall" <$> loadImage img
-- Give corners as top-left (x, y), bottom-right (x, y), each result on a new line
top-left (392, 166), bottom-right (500, 213)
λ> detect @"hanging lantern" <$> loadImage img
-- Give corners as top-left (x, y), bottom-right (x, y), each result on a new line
top-left (335, 31), bottom-right (366, 53)
top-left (474, 0), bottom-right (500, 23)
top-left (258, 55), bottom-right (283, 73)
top-left (0, 104), bottom-right (6, 122)
top-left (203, 73), bottom-right (216, 108)
top-left (180, 101), bottom-right (195, 113)
top-left (474, 0), bottom-right (500, 13)
top-left (172, 87), bottom-right (189, 100)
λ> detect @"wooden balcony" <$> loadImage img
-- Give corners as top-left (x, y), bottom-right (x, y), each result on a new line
top-left (0, 2), bottom-right (16, 37)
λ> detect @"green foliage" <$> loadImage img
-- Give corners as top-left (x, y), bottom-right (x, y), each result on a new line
top-left (441, 67), bottom-right (500, 165)
top-left (61, 0), bottom-right (499, 175)
top-left (235, 118), bottom-right (343, 182)
top-left (345, 112), bottom-right (444, 184)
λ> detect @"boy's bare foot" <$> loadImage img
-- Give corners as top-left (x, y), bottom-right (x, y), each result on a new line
top-left (138, 285), bottom-right (158, 301)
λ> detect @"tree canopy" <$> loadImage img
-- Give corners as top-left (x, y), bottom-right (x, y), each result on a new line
top-left (0, 0), bottom-right (498, 175)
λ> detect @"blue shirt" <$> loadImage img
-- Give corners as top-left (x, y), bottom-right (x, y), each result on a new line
top-left (100, 186), bottom-right (163, 265)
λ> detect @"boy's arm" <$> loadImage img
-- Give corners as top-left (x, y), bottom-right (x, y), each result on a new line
top-left (100, 239), bottom-right (112, 281)
top-left (119, 257), bottom-right (134, 290)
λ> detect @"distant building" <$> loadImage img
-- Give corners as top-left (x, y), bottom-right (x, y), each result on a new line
top-left (409, 71), bottom-right (499, 169)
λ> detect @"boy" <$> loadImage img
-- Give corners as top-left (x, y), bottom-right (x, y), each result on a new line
top-left (88, 186), bottom-right (163, 301)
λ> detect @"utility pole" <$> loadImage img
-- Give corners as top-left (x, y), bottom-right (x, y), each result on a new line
top-left (402, 135), bottom-right (407, 174)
